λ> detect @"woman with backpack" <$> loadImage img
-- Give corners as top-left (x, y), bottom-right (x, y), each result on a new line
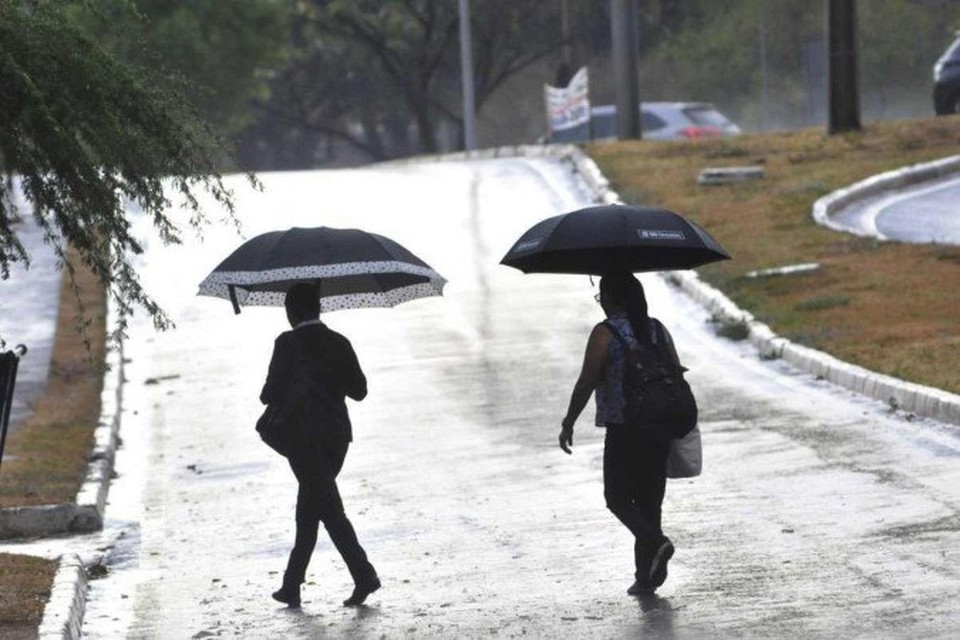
top-left (559, 272), bottom-right (694, 595)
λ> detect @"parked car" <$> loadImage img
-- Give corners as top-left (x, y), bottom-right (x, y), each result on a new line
top-left (934, 32), bottom-right (960, 115)
top-left (545, 101), bottom-right (741, 143)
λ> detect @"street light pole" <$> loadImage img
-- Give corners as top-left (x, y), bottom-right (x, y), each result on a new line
top-left (459, 0), bottom-right (478, 151)
top-left (610, 0), bottom-right (640, 139)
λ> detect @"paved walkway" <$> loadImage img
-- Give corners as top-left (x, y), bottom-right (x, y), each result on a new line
top-left (13, 159), bottom-right (960, 638)
top-left (73, 156), bottom-right (960, 638)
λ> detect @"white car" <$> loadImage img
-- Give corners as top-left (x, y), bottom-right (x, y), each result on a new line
top-left (547, 101), bottom-right (741, 143)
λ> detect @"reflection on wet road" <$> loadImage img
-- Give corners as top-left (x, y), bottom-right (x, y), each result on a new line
top-left (79, 159), bottom-right (960, 638)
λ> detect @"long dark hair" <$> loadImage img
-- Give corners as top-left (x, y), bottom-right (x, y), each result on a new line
top-left (600, 272), bottom-right (651, 344)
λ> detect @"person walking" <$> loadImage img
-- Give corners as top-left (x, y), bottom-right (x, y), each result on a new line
top-left (559, 272), bottom-right (685, 595)
top-left (261, 283), bottom-right (380, 608)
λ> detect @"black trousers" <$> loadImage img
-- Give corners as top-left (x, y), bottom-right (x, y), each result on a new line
top-left (284, 441), bottom-right (376, 587)
top-left (603, 424), bottom-right (671, 581)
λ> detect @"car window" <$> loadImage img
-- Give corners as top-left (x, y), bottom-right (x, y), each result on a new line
top-left (641, 111), bottom-right (667, 131)
top-left (682, 107), bottom-right (731, 128)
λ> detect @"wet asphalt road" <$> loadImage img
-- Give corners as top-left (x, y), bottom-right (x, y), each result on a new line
top-left (76, 159), bottom-right (960, 638)
top-left (872, 177), bottom-right (960, 243)
top-left (833, 175), bottom-right (960, 244)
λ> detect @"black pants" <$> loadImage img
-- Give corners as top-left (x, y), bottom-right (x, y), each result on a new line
top-left (603, 424), bottom-right (671, 581)
top-left (284, 441), bottom-right (376, 587)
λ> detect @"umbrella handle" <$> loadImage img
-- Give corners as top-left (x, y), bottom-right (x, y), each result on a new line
top-left (228, 285), bottom-right (241, 315)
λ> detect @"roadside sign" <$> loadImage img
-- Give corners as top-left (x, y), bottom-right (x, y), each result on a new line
top-left (544, 66), bottom-right (591, 134)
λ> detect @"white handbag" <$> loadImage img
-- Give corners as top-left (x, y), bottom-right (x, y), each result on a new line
top-left (666, 425), bottom-right (702, 478)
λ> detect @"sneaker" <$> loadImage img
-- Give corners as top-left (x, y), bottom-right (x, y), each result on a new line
top-left (648, 538), bottom-right (674, 588)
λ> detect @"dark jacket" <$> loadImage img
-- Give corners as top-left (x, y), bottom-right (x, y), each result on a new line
top-left (260, 321), bottom-right (367, 445)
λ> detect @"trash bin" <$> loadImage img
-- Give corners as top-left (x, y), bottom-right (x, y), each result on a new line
top-left (0, 344), bottom-right (27, 470)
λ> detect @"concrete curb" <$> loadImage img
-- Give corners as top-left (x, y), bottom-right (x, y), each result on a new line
top-left (37, 554), bottom-right (88, 640)
top-left (663, 270), bottom-right (960, 425)
top-left (398, 143), bottom-right (960, 427)
top-left (0, 314), bottom-right (124, 538)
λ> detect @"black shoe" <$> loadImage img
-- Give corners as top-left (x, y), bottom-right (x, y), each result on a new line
top-left (272, 584), bottom-right (301, 608)
top-left (648, 538), bottom-right (674, 588)
top-left (627, 579), bottom-right (656, 596)
top-left (343, 576), bottom-right (381, 607)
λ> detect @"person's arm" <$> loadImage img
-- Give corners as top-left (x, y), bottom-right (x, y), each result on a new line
top-left (559, 323), bottom-right (612, 454)
top-left (341, 340), bottom-right (368, 401)
top-left (259, 335), bottom-right (289, 405)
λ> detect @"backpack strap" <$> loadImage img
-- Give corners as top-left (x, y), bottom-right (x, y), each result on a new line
top-left (602, 320), bottom-right (631, 350)
top-left (602, 319), bottom-right (659, 347)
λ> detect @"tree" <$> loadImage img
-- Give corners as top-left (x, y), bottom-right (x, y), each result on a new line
top-left (827, 0), bottom-right (861, 133)
top-left (66, 0), bottom-right (290, 138)
top-left (0, 0), bottom-right (251, 338)
top-left (241, 0), bottom-right (567, 166)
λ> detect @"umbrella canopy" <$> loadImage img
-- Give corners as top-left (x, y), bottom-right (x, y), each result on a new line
top-left (197, 226), bottom-right (446, 313)
top-left (500, 204), bottom-right (730, 275)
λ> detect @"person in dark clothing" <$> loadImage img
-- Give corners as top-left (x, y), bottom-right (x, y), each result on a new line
top-left (261, 283), bottom-right (380, 608)
top-left (559, 273), bottom-right (681, 595)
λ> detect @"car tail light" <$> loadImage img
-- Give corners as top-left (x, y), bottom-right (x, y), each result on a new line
top-left (680, 126), bottom-right (722, 138)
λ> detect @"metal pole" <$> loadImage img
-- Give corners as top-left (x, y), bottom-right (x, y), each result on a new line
top-left (458, 0), bottom-right (478, 151)
top-left (610, 0), bottom-right (640, 139)
top-left (827, 0), bottom-right (861, 134)
top-left (560, 0), bottom-right (572, 68)
top-left (758, 0), bottom-right (770, 132)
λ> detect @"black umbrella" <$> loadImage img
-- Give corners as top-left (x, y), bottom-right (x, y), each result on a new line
top-left (500, 204), bottom-right (730, 275)
top-left (197, 226), bottom-right (446, 313)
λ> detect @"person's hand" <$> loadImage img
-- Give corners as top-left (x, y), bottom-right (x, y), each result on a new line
top-left (559, 420), bottom-right (574, 454)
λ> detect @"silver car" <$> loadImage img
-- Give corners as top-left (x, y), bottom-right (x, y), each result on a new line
top-left (547, 101), bottom-right (741, 143)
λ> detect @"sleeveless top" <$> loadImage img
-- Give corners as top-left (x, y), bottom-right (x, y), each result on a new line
top-left (594, 312), bottom-right (667, 427)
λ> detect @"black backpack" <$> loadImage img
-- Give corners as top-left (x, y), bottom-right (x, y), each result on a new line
top-left (604, 319), bottom-right (698, 437)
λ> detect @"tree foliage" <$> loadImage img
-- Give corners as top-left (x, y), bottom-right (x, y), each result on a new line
top-left (240, 0), bottom-right (569, 167)
top-left (639, 0), bottom-right (960, 129)
top-left (0, 0), bottom-right (250, 337)
top-left (66, 0), bottom-right (290, 137)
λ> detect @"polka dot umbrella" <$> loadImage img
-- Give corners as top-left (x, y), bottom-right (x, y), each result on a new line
top-left (197, 227), bottom-right (446, 314)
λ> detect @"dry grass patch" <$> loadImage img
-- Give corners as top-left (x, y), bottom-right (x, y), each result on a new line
top-left (0, 253), bottom-right (106, 507)
top-left (0, 553), bottom-right (56, 638)
top-left (587, 117), bottom-right (960, 394)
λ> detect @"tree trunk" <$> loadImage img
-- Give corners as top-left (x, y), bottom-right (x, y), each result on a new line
top-left (827, 0), bottom-right (861, 134)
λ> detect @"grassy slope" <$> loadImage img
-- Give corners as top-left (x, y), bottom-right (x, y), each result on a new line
top-left (0, 256), bottom-right (105, 637)
top-left (0, 255), bottom-right (105, 508)
top-left (587, 116), bottom-right (960, 395)
top-left (0, 553), bottom-right (57, 637)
